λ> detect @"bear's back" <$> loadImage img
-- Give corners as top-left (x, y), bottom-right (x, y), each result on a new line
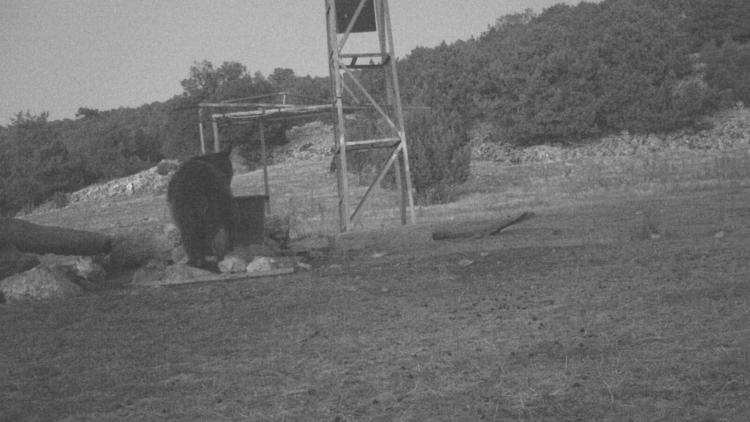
top-left (167, 151), bottom-right (233, 205)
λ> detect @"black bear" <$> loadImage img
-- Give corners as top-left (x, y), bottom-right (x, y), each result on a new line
top-left (167, 150), bottom-right (234, 271)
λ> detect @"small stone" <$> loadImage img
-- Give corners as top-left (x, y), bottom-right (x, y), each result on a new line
top-left (131, 262), bottom-right (166, 285)
top-left (296, 262), bottom-right (313, 271)
top-left (56, 256), bottom-right (105, 284)
top-left (218, 256), bottom-right (248, 273)
top-left (458, 259), bottom-right (474, 267)
top-left (163, 263), bottom-right (215, 283)
top-left (714, 231), bottom-right (725, 239)
top-left (246, 257), bottom-right (275, 273)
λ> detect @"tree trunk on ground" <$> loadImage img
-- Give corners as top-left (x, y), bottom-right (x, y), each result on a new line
top-left (0, 218), bottom-right (112, 256)
top-left (432, 211), bottom-right (535, 241)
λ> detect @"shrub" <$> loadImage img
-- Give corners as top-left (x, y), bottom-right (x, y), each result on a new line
top-left (340, 109), bottom-right (471, 205)
top-left (702, 40), bottom-right (750, 106)
top-left (404, 110), bottom-right (472, 204)
top-left (478, 0), bottom-right (718, 145)
top-left (50, 191), bottom-right (70, 209)
top-left (680, 0), bottom-right (750, 49)
top-left (339, 111), bottom-right (389, 183)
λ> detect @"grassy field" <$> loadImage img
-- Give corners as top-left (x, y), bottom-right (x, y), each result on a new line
top-left (3, 147), bottom-right (750, 421)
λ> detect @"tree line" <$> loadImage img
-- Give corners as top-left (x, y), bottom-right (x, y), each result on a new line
top-left (0, 67), bottom-right (329, 214)
top-left (1, 0), bottom-right (749, 214)
top-left (392, 0), bottom-right (750, 146)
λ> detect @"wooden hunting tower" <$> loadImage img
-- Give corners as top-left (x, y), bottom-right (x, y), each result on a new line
top-left (325, 0), bottom-right (415, 232)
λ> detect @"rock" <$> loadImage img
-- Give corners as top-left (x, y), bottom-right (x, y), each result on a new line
top-left (296, 261), bottom-right (313, 271)
top-left (170, 245), bottom-right (187, 265)
top-left (246, 257), bottom-right (275, 273)
top-left (55, 256), bottom-right (106, 284)
top-left (163, 223), bottom-right (180, 243)
top-left (163, 263), bottom-right (215, 283)
top-left (458, 259), bottom-right (474, 267)
top-left (39, 255), bottom-right (107, 290)
top-left (0, 266), bottom-right (83, 302)
top-left (227, 244), bottom-right (277, 262)
top-left (131, 259), bottom-right (167, 285)
top-left (218, 256), bottom-right (248, 273)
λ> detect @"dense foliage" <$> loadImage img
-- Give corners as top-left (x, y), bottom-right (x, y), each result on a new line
top-left (393, 0), bottom-right (748, 146)
top-left (701, 40), bottom-right (750, 106)
top-left (404, 110), bottom-right (472, 204)
top-left (0, 113), bottom-right (89, 213)
top-left (2, 0), bottom-right (749, 213)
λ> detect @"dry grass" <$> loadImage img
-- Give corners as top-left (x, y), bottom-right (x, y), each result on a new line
top-left (4, 146), bottom-right (750, 421)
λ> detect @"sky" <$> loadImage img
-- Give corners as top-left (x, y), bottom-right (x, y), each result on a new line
top-left (1, 0), bottom-right (582, 124)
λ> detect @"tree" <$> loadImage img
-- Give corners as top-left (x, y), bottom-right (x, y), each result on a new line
top-left (681, 0), bottom-right (750, 49)
top-left (75, 107), bottom-right (100, 119)
top-left (268, 68), bottom-right (296, 92)
top-left (0, 112), bottom-right (86, 214)
top-left (476, 0), bottom-right (715, 145)
top-left (162, 95), bottom-right (203, 159)
top-left (397, 40), bottom-right (485, 121)
top-left (702, 40), bottom-right (750, 105)
top-left (180, 60), bottom-right (249, 99)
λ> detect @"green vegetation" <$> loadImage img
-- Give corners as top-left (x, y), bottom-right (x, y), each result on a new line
top-left (2, 0), bottom-right (750, 214)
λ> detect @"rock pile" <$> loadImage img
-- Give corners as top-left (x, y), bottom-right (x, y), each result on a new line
top-left (472, 105), bottom-right (750, 164)
top-left (272, 121), bottom-right (333, 164)
top-left (0, 256), bottom-right (106, 303)
top-left (69, 165), bottom-right (173, 204)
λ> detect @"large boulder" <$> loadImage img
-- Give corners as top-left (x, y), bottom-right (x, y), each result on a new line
top-left (0, 266), bottom-right (83, 303)
top-left (38, 255), bottom-right (107, 290)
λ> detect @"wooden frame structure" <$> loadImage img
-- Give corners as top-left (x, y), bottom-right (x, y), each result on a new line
top-left (198, 93), bottom-right (334, 213)
top-left (196, 0), bottom-right (416, 232)
top-left (325, 0), bottom-right (415, 232)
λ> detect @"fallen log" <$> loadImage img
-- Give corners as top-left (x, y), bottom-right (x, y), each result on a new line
top-left (0, 218), bottom-right (112, 256)
top-left (432, 211), bottom-right (535, 241)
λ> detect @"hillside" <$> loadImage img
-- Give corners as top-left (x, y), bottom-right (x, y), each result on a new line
top-left (22, 105), bottom-right (750, 239)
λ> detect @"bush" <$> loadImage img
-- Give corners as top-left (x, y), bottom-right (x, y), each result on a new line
top-left (50, 191), bottom-right (70, 209)
top-left (702, 40), bottom-right (750, 106)
top-left (477, 0), bottom-right (718, 145)
top-left (405, 110), bottom-right (472, 204)
top-left (338, 111), bottom-right (389, 183)
top-left (339, 109), bottom-right (471, 205)
top-left (681, 0), bottom-right (750, 49)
